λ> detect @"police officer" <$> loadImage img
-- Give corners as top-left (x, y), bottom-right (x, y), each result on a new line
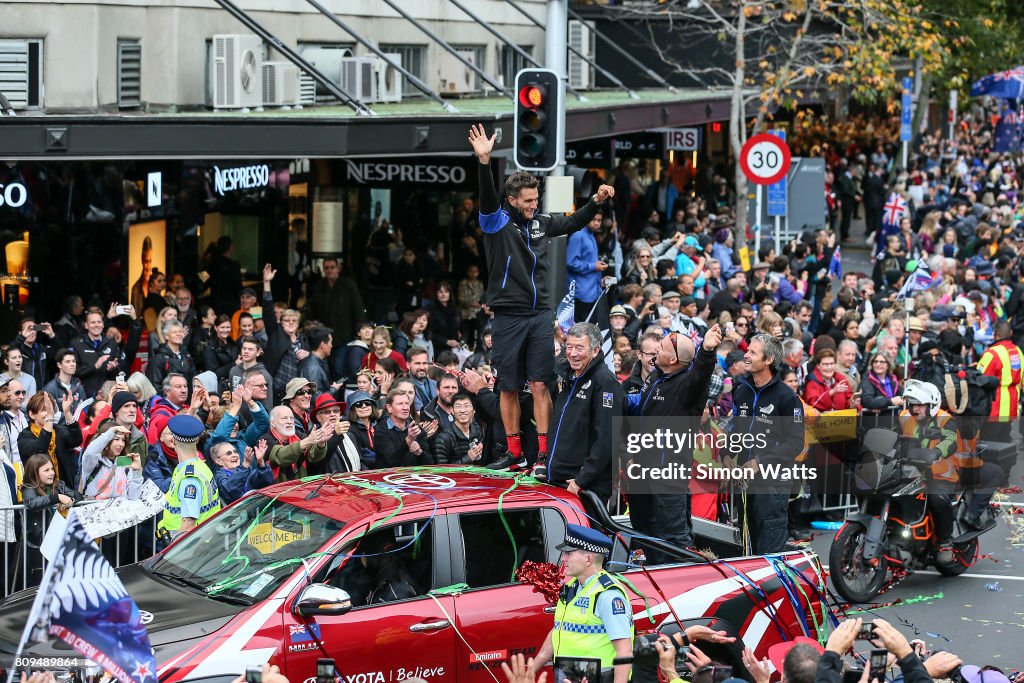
top-left (541, 323), bottom-right (624, 501)
top-left (732, 333), bottom-right (806, 554)
top-left (159, 415), bottom-right (221, 539)
top-left (535, 524), bottom-right (633, 683)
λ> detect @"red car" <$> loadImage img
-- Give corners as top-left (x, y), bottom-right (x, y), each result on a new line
top-left (0, 469), bottom-right (827, 683)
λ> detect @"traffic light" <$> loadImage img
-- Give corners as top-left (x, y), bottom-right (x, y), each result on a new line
top-left (514, 69), bottom-right (562, 172)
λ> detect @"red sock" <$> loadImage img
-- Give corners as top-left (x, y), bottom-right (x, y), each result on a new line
top-left (537, 433), bottom-right (548, 454)
top-left (507, 433), bottom-right (522, 457)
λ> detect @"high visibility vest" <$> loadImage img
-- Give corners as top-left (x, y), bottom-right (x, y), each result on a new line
top-left (159, 458), bottom-right (221, 534)
top-left (899, 409), bottom-right (970, 483)
top-left (977, 340), bottom-right (1024, 418)
top-left (552, 571), bottom-right (634, 670)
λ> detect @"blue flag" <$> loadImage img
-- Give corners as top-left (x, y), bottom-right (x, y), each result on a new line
top-left (556, 281), bottom-right (576, 334)
top-left (994, 108), bottom-right (1021, 153)
top-left (896, 263), bottom-right (940, 301)
top-left (829, 246), bottom-right (842, 279)
top-left (40, 512), bottom-right (157, 683)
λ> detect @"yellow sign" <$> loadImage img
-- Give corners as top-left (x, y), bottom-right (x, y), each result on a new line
top-left (738, 246), bottom-right (751, 273)
top-left (247, 521), bottom-right (310, 554)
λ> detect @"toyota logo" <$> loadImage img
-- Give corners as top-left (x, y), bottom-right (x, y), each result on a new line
top-left (139, 611), bottom-right (154, 625)
top-left (382, 473), bottom-right (456, 490)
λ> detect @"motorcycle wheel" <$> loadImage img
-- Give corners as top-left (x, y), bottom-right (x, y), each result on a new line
top-left (829, 522), bottom-right (889, 603)
top-left (935, 538), bottom-right (979, 576)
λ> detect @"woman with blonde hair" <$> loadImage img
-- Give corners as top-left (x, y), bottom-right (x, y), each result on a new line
top-left (360, 326), bottom-right (409, 373)
top-left (623, 246), bottom-right (657, 287)
top-left (755, 310), bottom-right (784, 338)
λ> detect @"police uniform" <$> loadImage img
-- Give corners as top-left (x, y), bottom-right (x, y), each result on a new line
top-left (551, 525), bottom-right (634, 673)
top-left (159, 415), bottom-right (221, 539)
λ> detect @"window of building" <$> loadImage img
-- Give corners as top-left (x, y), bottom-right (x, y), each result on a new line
top-left (499, 45), bottom-right (533, 90)
top-left (0, 39), bottom-right (43, 109)
top-left (450, 44), bottom-right (486, 92)
top-left (117, 39), bottom-right (142, 109)
top-left (458, 509), bottom-right (559, 589)
top-left (379, 44), bottom-right (426, 97)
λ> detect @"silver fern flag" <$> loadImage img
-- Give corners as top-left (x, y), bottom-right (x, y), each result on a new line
top-left (36, 511), bottom-right (157, 683)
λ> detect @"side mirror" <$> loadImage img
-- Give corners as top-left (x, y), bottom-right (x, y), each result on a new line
top-left (294, 584), bottom-right (352, 617)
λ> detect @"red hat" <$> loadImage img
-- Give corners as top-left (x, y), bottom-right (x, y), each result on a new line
top-left (311, 393), bottom-right (345, 421)
top-left (767, 636), bottom-right (825, 676)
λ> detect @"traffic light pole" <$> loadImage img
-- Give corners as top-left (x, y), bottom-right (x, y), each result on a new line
top-left (545, 0), bottom-right (568, 309)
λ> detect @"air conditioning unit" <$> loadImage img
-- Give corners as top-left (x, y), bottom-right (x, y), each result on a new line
top-left (298, 72), bottom-right (316, 107)
top-left (376, 52), bottom-right (403, 103)
top-left (340, 56), bottom-right (377, 103)
top-left (262, 62), bottom-right (300, 108)
top-left (299, 47), bottom-right (352, 85)
top-left (568, 19), bottom-right (594, 90)
top-left (437, 51), bottom-right (476, 95)
top-left (212, 34), bottom-right (263, 110)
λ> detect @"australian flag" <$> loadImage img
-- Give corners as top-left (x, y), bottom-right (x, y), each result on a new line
top-left (23, 511), bottom-right (157, 683)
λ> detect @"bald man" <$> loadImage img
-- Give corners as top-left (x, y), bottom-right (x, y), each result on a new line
top-left (625, 325), bottom-right (723, 559)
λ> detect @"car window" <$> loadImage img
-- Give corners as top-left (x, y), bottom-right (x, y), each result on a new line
top-left (458, 509), bottom-right (548, 589)
top-left (320, 518), bottom-right (435, 607)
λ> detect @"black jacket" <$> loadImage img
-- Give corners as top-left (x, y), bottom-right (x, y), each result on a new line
top-left (434, 421), bottom-right (485, 465)
top-left (731, 371), bottom-right (805, 468)
top-left (478, 162), bottom-right (599, 313)
top-left (22, 484), bottom-right (81, 548)
top-left (70, 332), bottom-right (122, 399)
top-left (547, 357), bottom-right (624, 498)
top-left (308, 276), bottom-right (365, 348)
top-left (203, 338), bottom-right (237, 379)
top-left (147, 343), bottom-right (197, 387)
top-left (18, 423), bottom-right (84, 490)
top-left (373, 417), bottom-right (435, 468)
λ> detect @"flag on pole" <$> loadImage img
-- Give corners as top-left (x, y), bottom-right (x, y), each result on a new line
top-left (881, 193), bottom-right (907, 228)
top-left (556, 281), bottom-right (576, 335)
top-left (13, 511), bottom-right (157, 683)
top-left (601, 327), bottom-right (615, 372)
top-left (828, 246), bottom-right (843, 279)
top-left (895, 262), bottom-right (940, 301)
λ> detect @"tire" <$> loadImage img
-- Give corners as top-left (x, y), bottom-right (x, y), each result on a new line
top-left (935, 538), bottom-right (979, 576)
top-left (829, 522), bottom-right (889, 603)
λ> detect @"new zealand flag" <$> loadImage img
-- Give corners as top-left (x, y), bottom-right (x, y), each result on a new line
top-left (34, 512), bottom-right (157, 683)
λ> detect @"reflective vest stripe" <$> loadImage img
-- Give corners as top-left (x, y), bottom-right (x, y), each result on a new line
top-left (552, 570), bottom-right (633, 670)
top-left (979, 341), bottom-right (1023, 418)
top-left (159, 458), bottom-right (221, 533)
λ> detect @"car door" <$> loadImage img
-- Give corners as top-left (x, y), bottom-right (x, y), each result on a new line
top-left (449, 506), bottom-right (568, 683)
top-left (282, 515), bottom-right (457, 683)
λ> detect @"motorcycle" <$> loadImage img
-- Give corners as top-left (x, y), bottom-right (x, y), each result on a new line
top-left (829, 427), bottom-right (998, 603)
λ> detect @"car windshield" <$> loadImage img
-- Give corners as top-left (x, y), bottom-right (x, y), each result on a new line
top-left (145, 493), bottom-right (345, 604)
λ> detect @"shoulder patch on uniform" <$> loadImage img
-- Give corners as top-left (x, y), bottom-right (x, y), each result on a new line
top-left (183, 483), bottom-right (198, 500)
top-left (597, 574), bottom-right (615, 588)
top-left (611, 597), bottom-right (626, 615)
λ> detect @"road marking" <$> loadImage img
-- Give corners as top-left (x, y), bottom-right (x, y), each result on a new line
top-left (823, 565), bottom-right (1024, 581)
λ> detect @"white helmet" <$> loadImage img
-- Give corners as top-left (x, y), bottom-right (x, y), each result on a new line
top-left (903, 379), bottom-right (941, 416)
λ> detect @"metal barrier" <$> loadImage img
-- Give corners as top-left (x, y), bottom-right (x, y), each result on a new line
top-left (0, 501), bottom-right (157, 599)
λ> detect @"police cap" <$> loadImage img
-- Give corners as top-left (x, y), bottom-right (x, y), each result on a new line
top-left (168, 415), bottom-right (204, 444)
top-left (555, 524), bottom-right (612, 555)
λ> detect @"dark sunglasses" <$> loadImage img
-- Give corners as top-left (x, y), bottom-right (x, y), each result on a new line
top-left (353, 401), bottom-right (374, 409)
top-left (295, 389), bottom-right (314, 396)
top-left (14, 390), bottom-right (26, 396)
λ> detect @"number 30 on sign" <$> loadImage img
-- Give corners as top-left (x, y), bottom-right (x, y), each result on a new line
top-left (740, 133), bottom-right (791, 185)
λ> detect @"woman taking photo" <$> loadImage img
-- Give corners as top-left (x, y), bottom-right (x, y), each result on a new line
top-left (18, 391), bottom-right (83, 489)
top-left (19, 453), bottom-right (81, 587)
top-left (346, 390), bottom-right (380, 469)
top-left (78, 422), bottom-right (144, 501)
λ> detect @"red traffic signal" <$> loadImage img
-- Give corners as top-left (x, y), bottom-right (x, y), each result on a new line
top-left (514, 69), bottom-right (561, 172)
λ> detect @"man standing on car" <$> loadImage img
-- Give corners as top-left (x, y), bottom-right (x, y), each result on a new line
top-left (534, 524), bottom-right (633, 683)
top-left (542, 323), bottom-right (623, 502)
top-left (468, 124), bottom-right (614, 469)
top-left (625, 324), bottom-right (723, 555)
top-left (732, 334), bottom-right (806, 554)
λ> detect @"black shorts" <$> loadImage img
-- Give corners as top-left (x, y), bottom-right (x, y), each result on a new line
top-left (491, 310), bottom-right (554, 391)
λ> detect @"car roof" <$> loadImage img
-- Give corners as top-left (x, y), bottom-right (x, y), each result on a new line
top-left (259, 468), bottom-right (580, 523)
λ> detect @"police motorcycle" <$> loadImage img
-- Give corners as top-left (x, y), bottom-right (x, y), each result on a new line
top-left (829, 381), bottom-right (999, 603)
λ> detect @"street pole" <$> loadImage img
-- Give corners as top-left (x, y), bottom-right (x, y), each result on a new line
top-left (949, 89), bottom-right (958, 142)
top-left (754, 184), bottom-right (763, 257)
top-left (545, 0), bottom-right (569, 310)
top-left (774, 215), bottom-right (781, 253)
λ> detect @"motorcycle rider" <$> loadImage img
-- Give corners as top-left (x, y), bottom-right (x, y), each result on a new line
top-left (898, 379), bottom-right (996, 565)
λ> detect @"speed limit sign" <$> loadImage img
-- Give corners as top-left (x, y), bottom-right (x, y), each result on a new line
top-left (740, 133), bottom-right (791, 185)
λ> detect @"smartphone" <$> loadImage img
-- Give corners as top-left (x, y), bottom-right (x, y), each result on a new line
top-left (856, 621), bottom-right (876, 640)
top-left (115, 305), bottom-right (134, 316)
top-left (33, 324), bottom-right (44, 332)
top-left (712, 666), bottom-right (733, 683)
top-left (232, 375), bottom-right (243, 390)
top-left (843, 669), bottom-right (865, 683)
top-left (115, 455), bottom-right (133, 468)
top-left (117, 372), bottom-right (126, 384)
top-left (317, 659), bottom-right (336, 683)
top-left (870, 649), bottom-right (888, 683)
top-left (245, 667), bottom-right (262, 683)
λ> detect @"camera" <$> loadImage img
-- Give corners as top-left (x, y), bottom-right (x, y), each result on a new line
top-left (115, 305), bottom-right (134, 316)
top-left (245, 667), bottom-right (262, 683)
top-left (869, 649), bottom-right (888, 683)
top-left (317, 658), bottom-right (336, 683)
top-left (856, 621), bottom-right (877, 640)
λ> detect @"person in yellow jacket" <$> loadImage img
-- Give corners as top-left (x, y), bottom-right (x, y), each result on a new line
top-left (159, 415), bottom-right (221, 540)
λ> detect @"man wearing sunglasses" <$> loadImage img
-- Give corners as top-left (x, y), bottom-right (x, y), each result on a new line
top-left (625, 323), bottom-right (724, 556)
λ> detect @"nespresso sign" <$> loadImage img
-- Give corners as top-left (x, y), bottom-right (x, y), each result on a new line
top-left (213, 164), bottom-right (270, 195)
top-left (343, 159), bottom-right (469, 187)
